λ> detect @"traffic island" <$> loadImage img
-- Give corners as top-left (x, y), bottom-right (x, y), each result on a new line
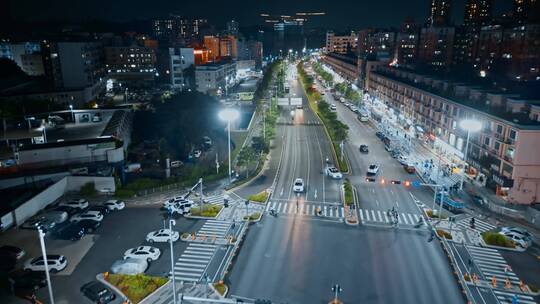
top-left (480, 231), bottom-right (526, 252)
top-left (180, 233), bottom-right (237, 246)
top-left (211, 282), bottom-right (228, 297)
top-left (97, 272), bottom-right (168, 304)
top-left (341, 180), bottom-right (359, 226)
top-left (185, 204), bottom-right (223, 219)
top-left (243, 212), bottom-right (262, 222)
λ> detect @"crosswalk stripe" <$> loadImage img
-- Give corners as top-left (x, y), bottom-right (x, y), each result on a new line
top-left (340, 207), bottom-right (344, 217)
top-left (324, 206), bottom-right (328, 216)
top-left (181, 254), bottom-right (210, 260)
top-left (359, 209), bottom-right (364, 221)
top-left (173, 267), bottom-right (204, 272)
top-left (377, 210), bottom-right (382, 222)
top-left (277, 203), bottom-right (282, 213)
top-left (407, 214), bottom-right (415, 223)
top-left (172, 276), bottom-right (198, 282)
top-left (184, 250), bottom-right (214, 256)
top-left (188, 244), bottom-right (216, 249)
top-left (413, 214), bottom-right (420, 222)
top-left (300, 204), bottom-right (304, 214)
top-left (178, 258), bottom-right (208, 263)
top-left (203, 223), bottom-right (230, 227)
top-left (384, 212), bottom-right (389, 222)
top-left (173, 272), bottom-right (201, 277)
top-left (401, 213), bottom-right (409, 224)
top-left (365, 210), bottom-right (370, 221)
top-left (371, 210), bottom-right (376, 221)
top-left (266, 202), bottom-right (271, 211)
top-left (175, 262), bottom-right (206, 268)
top-left (289, 203), bottom-right (294, 213)
top-left (467, 246), bottom-right (498, 253)
top-left (330, 208), bottom-right (334, 217)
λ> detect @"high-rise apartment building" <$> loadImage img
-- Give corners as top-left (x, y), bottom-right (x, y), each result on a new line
top-left (464, 0), bottom-right (493, 27)
top-left (105, 46), bottom-right (156, 80)
top-left (325, 31), bottom-right (357, 54)
top-left (418, 26), bottom-right (455, 68)
top-left (427, 0), bottom-right (453, 27)
top-left (394, 19), bottom-right (420, 66)
top-left (226, 20), bottom-right (239, 36)
top-left (169, 48), bottom-right (195, 90)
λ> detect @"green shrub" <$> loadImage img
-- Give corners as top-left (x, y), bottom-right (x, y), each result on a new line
top-left (482, 232), bottom-right (515, 248)
top-left (343, 179), bottom-right (354, 205)
top-left (243, 212), bottom-right (261, 221)
top-left (248, 191), bottom-right (269, 203)
top-left (436, 229), bottom-right (453, 239)
top-left (426, 209), bottom-right (448, 219)
top-left (79, 182), bottom-right (97, 196)
top-left (190, 204), bottom-right (222, 217)
top-left (106, 273), bottom-right (168, 304)
top-left (115, 189), bottom-right (136, 199)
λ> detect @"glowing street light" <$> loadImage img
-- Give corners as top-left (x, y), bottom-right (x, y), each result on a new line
top-left (459, 119), bottom-right (482, 190)
top-left (219, 109), bottom-right (240, 183)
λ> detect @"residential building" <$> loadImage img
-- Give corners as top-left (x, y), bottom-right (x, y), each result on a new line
top-left (237, 39), bottom-right (263, 69)
top-left (153, 18), bottom-right (178, 42)
top-left (195, 61), bottom-right (236, 94)
top-left (104, 46), bottom-right (156, 81)
top-left (169, 47), bottom-right (195, 90)
top-left (427, 0), bottom-right (453, 27)
top-left (513, 0), bottom-right (540, 24)
top-left (464, 0), bottom-right (493, 27)
top-left (0, 42), bottom-right (44, 75)
top-left (367, 66), bottom-right (540, 205)
top-left (226, 20), bottom-right (239, 36)
top-left (325, 31), bottom-right (357, 54)
top-left (418, 26), bottom-right (455, 69)
top-left (219, 35), bottom-right (238, 58)
top-left (204, 35), bottom-right (220, 61)
top-left (394, 19), bottom-right (420, 66)
top-left (357, 30), bottom-right (397, 62)
top-left (273, 20), bottom-right (304, 55)
top-left (321, 52), bottom-right (360, 83)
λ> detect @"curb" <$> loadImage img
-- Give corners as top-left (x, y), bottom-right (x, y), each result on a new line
top-left (209, 282), bottom-right (229, 298)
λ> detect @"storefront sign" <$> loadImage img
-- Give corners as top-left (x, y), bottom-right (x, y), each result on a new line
top-left (492, 174), bottom-right (514, 188)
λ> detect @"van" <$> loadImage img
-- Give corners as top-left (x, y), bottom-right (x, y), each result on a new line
top-left (170, 160), bottom-right (183, 168)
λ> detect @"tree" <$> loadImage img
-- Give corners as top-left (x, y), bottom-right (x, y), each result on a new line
top-left (236, 146), bottom-right (258, 178)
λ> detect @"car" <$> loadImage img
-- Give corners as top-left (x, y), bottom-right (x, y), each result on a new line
top-left (0, 245), bottom-right (25, 261)
top-left (397, 155), bottom-right (409, 165)
top-left (404, 164), bottom-right (416, 174)
top-left (330, 104), bottom-right (337, 112)
top-left (170, 160), bottom-right (183, 168)
top-left (76, 219), bottom-right (101, 233)
top-left (375, 131), bottom-right (384, 139)
top-left (146, 229), bottom-right (179, 243)
top-left (87, 205), bottom-right (110, 215)
top-left (471, 195), bottom-right (487, 206)
top-left (296, 104), bottom-right (303, 109)
top-left (92, 115), bottom-right (102, 123)
top-left (71, 211), bottom-right (103, 222)
top-left (21, 217), bottom-right (56, 231)
top-left (123, 246), bottom-right (161, 262)
top-left (390, 150), bottom-right (401, 158)
top-left (367, 164), bottom-right (380, 175)
top-left (8, 270), bottom-right (47, 296)
top-left (59, 199), bottom-right (89, 210)
top-left (339, 97), bottom-right (345, 103)
top-left (384, 145), bottom-right (393, 152)
top-left (359, 145), bottom-right (369, 153)
top-left (53, 206), bottom-right (81, 216)
top-left (351, 106), bottom-right (359, 113)
top-left (24, 255), bottom-right (67, 273)
top-left (102, 199), bottom-right (125, 211)
top-left (111, 258), bottom-right (148, 275)
top-left (193, 150), bottom-right (202, 158)
top-left (52, 223), bottom-right (86, 241)
top-left (293, 178), bottom-right (305, 192)
top-left (326, 167), bottom-right (343, 179)
top-left (80, 281), bottom-right (116, 304)
top-left (500, 231), bottom-right (532, 248)
top-left (203, 136), bottom-right (212, 146)
top-left (500, 227), bottom-right (532, 239)
top-left (163, 196), bottom-right (193, 209)
top-left (41, 211), bottom-right (69, 225)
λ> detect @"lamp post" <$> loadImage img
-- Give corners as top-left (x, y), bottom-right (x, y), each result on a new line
top-left (219, 109), bottom-right (240, 183)
top-left (168, 219), bottom-right (177, 304)
top-left (459, 119), bottom-right (482, 190)
top-left (69, 105), bottom-right (74, 122)
top-left (37, 226), bottom-right (55, 304)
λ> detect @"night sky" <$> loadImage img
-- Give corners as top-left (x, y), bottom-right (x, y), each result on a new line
top-left (8, 0), bottom-right (512, 29)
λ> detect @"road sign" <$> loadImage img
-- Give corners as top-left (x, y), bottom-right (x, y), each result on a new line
top-left (411, 181), bottom-right (421, 188)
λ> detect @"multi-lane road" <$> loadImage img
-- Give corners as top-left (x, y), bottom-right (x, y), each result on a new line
top-left (228, 62), bottom-right (465, 303)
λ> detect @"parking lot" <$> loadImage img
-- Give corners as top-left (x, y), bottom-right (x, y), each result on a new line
top-left (0, 196), bottom-right (206, 303)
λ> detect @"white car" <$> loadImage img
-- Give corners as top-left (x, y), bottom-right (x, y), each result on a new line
top-left (397, 155), bottom-right (409, 165)
top-left (326, 167), bottom-right (343, 179)
top-left (146, 229), bottom-right (179, 243)
top-left (111, 258), bottom-right (148, 275)
top-left (293, 178), bottom-right (305, 193)
top-left (194, 150), bottom-right (202, 158)
top-left (71, 211), bottom-right (104, 222)
top-left (367, 164), bottom-right (380, 175)
top-left (500, 227), bottom-right (532, 239)
top-left (59, 199), bottom-right (89, 210)
top-left (330, 104), bottom-right (337, 112)
top-left (164, 196), bottom-right (193, 210)
top-left (123, 246), bottom-right (161, 262)
top-left (24, 255), bottom-right (67, 273)
top-left (499, 231), bottom-right (532, 248)
top-left (103, 200), bottom-right (125, 211)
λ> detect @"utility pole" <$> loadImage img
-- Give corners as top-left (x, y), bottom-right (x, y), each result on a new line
top-left (38, 226), bottom-right (55, 304)
top-left (169, 219), bottom-right (177, 304)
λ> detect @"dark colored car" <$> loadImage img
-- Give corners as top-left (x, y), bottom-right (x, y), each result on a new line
top-left (375, 131), bottom-right (384, 139)
top-left (0, 245), bottom-right (25, 260)
top-left (52, 223), bottom-right (85, 241)
top-left (54, 206), bottom-right (82, 217)
top-left (80, 281), bottom-right (116, 304)
top-left (87, 205), bottom-right (110, 215)
top-left (9, 270), bottom-right (47, 295)
top-left (359, 145), bottom-right (369, 153)
top-left (76, 219), bottom-right (101, 233)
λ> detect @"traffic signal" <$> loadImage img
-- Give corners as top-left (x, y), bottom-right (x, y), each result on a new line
top-left (404, 181), bottom-right (411, 187)
top-left (380, 178), bottom-right (386, 185)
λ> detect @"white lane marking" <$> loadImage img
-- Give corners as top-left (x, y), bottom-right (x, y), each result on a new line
top-left (395, 200), bottom-right (400, 207)
top-left (359, 209), bottom-right (364, 221)
top-left (377, 210), bottom-right (383, 222)
top-left (371, 210), bottom-right (376, 221)
top-left (365, 209), bottom-right (370, 221)
top-left (340, 207), bottom-right (344, 218)
top-left (277, 203), bottom-right (283, 213)
top-left (376, 199), bottom-right (380, 207)
top-left (407, 214), bottom-right (415, 223)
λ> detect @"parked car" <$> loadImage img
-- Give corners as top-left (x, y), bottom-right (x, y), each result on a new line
top-left (367, 164), bottom-right (380, 175)
top-left (102, 199), bottom-right (125, 211)
top-left (375, 131), bottom-right (384, 139)
top-left (0, 245), bottom-right (25, 261)
top-left (146, 229), bottom-right (179, 243)
top-left (293, 178), bottom-right (305, 192)
top-left (124, 163), bottom-right (142, 173)
top-left (87, 205), bottom-right (110, 215)
top-left (170, 160), bottom-right (183, 168)
top-left (500, 227), bottom-right (532, 239)
top-left (471, 195), bottom-right (487, 206)
top-left (203, 136), bottom-right (212, 147)
top-left (404, 164), bottom-right (416, 174)
top-left (71, 211), bottom-right (103, 222)
top-left (8, 270), bottom-right (46, 297)
top-left (110, 258), bottom-right (148, 275)
top-left (326, 167), bottom-right (343, 179)
top-left (123, 246), bottom-right (161, 262)
top-left (24, 255), bottom-right (67, 273)
top-left (41, 211), bottom-right (69, 225)
top-left (397, 155), bottom-right (409, 165)
top-left (21, 217), bottom-right (56, 231)
top-left (499, 231), bottom-right (532, 248)
top-left (330, 104), bottom-right (337, 112)
top-left (53, 206), bottom-right (81, 216)
top-left (359, 145), bottom-right (369, 153)
top-left (52, 223), bottom-right (85, 241)
top-left (193, 150), bottom-right (202, 158)
top-left (59, 199), bottom-right (89, 210)
top-left (80, 281), bottom-right (116, 304)
top-left (76, 219), bottom-right (101, 233)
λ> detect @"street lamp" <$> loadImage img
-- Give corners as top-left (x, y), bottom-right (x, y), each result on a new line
top-left (219, 109), bottom-right (240, 183)
top-left (69, 105), bottom-right (74, 122)
top-left (459, 119), bottom-right (482, 190)
top-left (168, 219), bottom-right (177, 304)
top-left (37, 226), bottom-right (55, 304)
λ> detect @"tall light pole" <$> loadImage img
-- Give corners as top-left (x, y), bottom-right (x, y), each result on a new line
top-left (459, 119), bottom-right (482, 190)
top-left (219, 109), bottom-right (240, 183)
top-left (69, 104), bottom-right (74, 122)
top-left (169, 219), bottom-right (177, 304)
top-left (37, 226), bottom-right (55, 304)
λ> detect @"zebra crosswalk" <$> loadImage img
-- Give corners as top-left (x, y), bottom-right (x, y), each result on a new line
top-left (358, 209), bottom-right (422, 226)
top-left (455, 217), bottom-right (496, 233)
top-left (492, 290), bottom-right (537, 304)
top-left (466, 245), bottom-right (521, 286)
top-left (170, 220), bottom-right (231, 282)
top-left (266, 201), bottom-right (346, 218)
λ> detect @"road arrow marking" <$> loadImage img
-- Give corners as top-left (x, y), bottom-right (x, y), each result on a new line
top-left (314, 189), bottom-right (318, 199)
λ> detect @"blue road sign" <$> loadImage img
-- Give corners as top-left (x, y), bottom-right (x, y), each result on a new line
top-left (412, 181), bottom-right (421, 188)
